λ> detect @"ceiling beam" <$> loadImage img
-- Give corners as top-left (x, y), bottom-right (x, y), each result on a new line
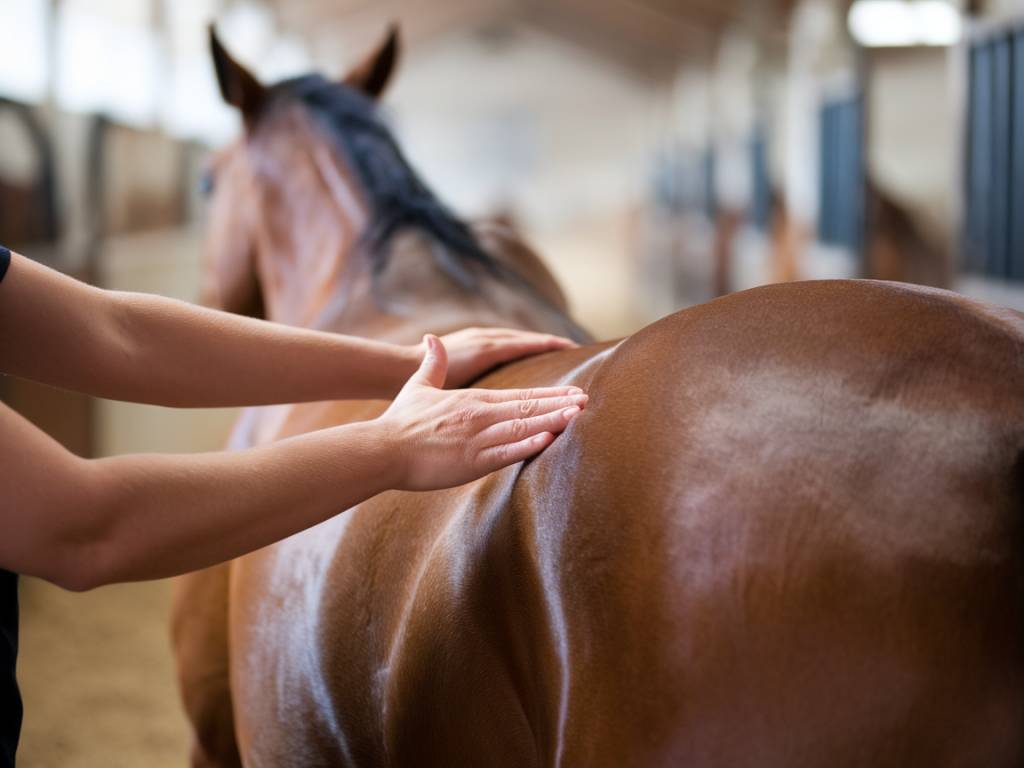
top-left (270, 0), bottom-right (794, 78)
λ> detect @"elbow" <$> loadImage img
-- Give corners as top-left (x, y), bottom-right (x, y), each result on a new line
top-left (47, 530), bottom-right (115, 593)
top-left (45, 463), bottom-right (118, 593)
top-left (51, 561), bottom-right (105, 593)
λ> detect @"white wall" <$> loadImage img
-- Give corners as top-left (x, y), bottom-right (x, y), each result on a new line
top-left (385, 23), bottom-right (664, 236)
top-left (866, 47), bottom-right (957, 244)
top-left (711, 31), bottom-right (758, 211)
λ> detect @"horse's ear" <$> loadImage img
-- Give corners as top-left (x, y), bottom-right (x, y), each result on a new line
top-left (342, 25), bottom-right (400, 99)
top-left (209, 25), bottom-right (267, 121)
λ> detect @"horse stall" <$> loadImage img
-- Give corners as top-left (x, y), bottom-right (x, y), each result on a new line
top-left (959, 4), bottom-right (1024, 307)
top-left (635, 0), bottom-right (870, 316)
top-left (2, 0), bottom-right (1023, 766)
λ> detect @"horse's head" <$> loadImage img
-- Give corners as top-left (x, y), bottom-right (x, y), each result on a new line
top-left (201, 26), bottom-right (399, 325)
top-left (201, 26), bottom-right (587, 341)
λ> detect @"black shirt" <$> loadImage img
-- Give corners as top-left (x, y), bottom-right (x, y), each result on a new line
top-left (1, 247), bottom-right (20, 766)
top-left (0, 570), bottom-right (18, 768)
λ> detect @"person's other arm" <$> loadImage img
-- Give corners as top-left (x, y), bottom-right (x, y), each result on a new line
top-left (0, 251), bottom-right (576, 406)
top-left (0, 336), bottom-right (586, 590)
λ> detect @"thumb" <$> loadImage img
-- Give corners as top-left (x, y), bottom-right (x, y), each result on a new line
top-left (408, 334), bottom-right (448, 389)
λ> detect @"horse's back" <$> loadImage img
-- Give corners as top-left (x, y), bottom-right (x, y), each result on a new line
top-left (502, 279), bottom-right (1024, 765)
top-left (227, 280), bottom-right (1024, 767)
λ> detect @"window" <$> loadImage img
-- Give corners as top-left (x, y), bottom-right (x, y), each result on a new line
top-left (0, 0), bottom-right (50, 102)
top-left (55, 0), bottom-right (160, 127)
top-left (750, 125), bottom-right (771, 231)
top-left (818, 93), bottom-right (865, 253)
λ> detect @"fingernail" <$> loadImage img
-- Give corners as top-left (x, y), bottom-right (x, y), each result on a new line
top-left (563, 406), bottom-right (580, 419)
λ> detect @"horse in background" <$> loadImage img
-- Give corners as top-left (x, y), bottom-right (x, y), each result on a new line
top-left (173, 25), bottom-right (1024, 767)
top-left (764, 181), bottom-right (951, 289)
top-left (864, 180), bottom-right (951, 288)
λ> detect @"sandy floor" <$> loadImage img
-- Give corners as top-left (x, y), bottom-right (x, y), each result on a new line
top-left (17, 578), bottom-right (188, 767)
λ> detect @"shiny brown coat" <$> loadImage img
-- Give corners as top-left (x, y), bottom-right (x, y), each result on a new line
top-left (172, 29), bottom-right (1024, 768)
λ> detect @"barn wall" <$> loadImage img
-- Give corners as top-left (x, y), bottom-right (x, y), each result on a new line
top-left (388, 24), bottom-right (662, 232)
top-left (386, 23), bottom-right (661, 336)
top-left (866, 47), bottom-right (957, 246)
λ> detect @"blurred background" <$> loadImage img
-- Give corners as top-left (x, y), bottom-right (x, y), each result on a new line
top-left (1, 0), bottom-right (1021, 764)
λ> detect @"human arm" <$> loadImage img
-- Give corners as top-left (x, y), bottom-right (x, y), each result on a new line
top-left (0, 335), bottom-right (585, 590)
top-left (0, 251), bottom-right (576, 407)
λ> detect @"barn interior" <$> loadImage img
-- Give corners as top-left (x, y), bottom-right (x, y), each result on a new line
top-left (0, 0), bottom-right (1020, 764)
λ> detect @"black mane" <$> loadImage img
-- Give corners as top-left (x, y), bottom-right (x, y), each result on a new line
top-left (274, 74), bottom-right (496, 288)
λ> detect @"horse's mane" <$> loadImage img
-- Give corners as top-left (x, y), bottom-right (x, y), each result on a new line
top-left (274, 74), bottom-right (496, 289)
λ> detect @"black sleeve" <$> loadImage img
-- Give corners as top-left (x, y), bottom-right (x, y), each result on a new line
top-left (0, 247), bottom-right (10, 284)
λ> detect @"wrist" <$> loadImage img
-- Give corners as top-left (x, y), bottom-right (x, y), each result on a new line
top-left (374, 342), bottom-right (420, 399)
top-left (357, 417), bottom-right (408, 492)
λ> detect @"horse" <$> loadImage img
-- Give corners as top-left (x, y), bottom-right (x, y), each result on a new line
top-left (863, 181), bottom-right (951, 289)
top-left (764, 181), bottom-right (950, 291)
top-left (172, 26), bottom-right (1024, 767)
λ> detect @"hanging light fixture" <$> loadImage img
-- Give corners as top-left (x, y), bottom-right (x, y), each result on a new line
top-left (847, 0), bottom-right (962, 48)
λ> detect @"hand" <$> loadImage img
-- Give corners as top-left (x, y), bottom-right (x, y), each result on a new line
top-left (378, 335), bottom-right (587, 491)
top-left (418, 327), bottom-right (578, 389)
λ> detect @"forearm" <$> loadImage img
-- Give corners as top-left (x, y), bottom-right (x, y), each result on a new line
top-left (0, 253), bottom-right (576, 406)
top-left (106, 291), bottom-right (418, 406)
top-left (75, 421), bottom-right (395, 587)
top-left (0, 252), bottom-right (417, 406)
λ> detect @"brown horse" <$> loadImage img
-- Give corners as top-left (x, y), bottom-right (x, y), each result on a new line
top-left (173, 27), bottom-right (1024, 768)
top-left (765, 181), bottom-right (951, 290)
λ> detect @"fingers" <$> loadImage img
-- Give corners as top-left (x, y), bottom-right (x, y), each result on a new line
top-left (494, 334), bottom-right (577, 352)
top-left (478, 431), bottom-right (556, 470)
top-left (483, 335), bottom-right (578, 362)
top-left (484, 394), bottom-right (588, 422)
top-left (476, 328), bottom-right (578, 350)
top-left (406, 335), bottom-right (448, 389)
top-left (445, 328), bottom-right (578, 369)
top-left (478, 406), bottom-right (580, 447)
top-left (474, 385), bottom-right (584, 403)
top-left (544, 335), bottom-right (578, 349)
top-left (526, 333), bottom-right (577, 350)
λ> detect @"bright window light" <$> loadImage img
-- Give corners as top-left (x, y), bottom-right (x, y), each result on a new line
top-left (0, 0), bottom-right (50, 102)
top-left (848, 0), bottom-right (962, 48)
top-left (916, 1), bottom-right (962, 45)
top-left (160, 0), bottom-right (283, 145)
top-left (56, 0), bottom-right (160, 126)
